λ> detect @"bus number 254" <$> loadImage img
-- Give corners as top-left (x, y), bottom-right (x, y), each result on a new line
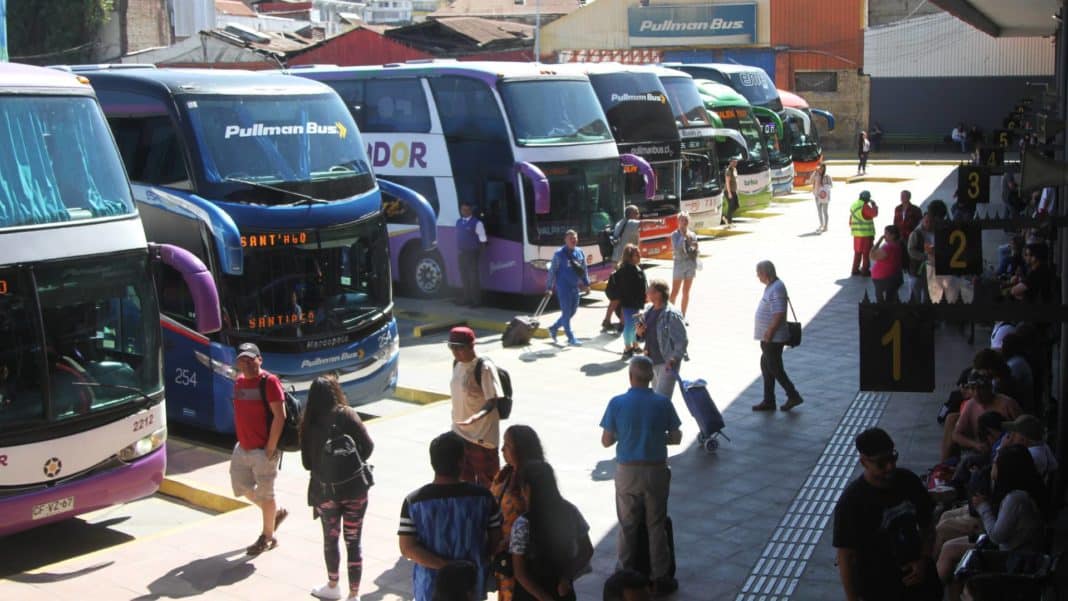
top-left (174, 368), bottom-right (198, 387)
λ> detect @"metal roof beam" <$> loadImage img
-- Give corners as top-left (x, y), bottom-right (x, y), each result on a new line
top-left (929, 0), bottom-right (1002, 36)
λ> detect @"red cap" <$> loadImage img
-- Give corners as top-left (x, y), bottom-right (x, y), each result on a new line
top-left (448, 326), bottom-right (476, 347)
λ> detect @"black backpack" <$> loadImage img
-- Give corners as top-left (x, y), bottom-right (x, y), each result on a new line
top-left (470, 357), bottom-right (513, 419)
top-left (318, 412), bottom-right (374, 500)
top-left (258, 373), bottom-right (304, 452)
top-left (597, 226), bottom-right (618, 264)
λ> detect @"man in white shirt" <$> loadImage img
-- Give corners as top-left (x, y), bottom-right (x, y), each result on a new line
top-left (447, 326), bottom-right (502, 487)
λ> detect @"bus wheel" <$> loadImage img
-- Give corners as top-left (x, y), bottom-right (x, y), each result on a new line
top-left (406, 250), bottom-right (445, 298)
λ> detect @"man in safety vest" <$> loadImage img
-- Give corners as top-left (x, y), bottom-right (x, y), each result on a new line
top-left (850, 190), bottom-right (879, 276)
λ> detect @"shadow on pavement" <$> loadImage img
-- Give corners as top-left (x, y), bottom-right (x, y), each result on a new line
top-left (0, 518), bottom-right (134, 578)
top-left (580, 360), bottom-right (628, 377)
top-left (364, 556), bottom-right (411, 601)
top-left (131, 547), bottom-right (255, 599)
top-left (591, 459), bottom-right (616, 482)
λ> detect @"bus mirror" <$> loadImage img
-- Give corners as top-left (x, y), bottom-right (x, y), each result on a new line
top-left (376, 179), bottom-right (437, 250)
top-left (782, 107), bottom-right (810, 136)
top-left (620, 154), bottom-right (656, 200)
top-left (515, 161), bottom-right (551, 215)
top-left (709, 129), bottom-right (749, 161)
top-left (151, 243), bottom-right (222, 334)
top-left (811, 109), bottom-right (835, 132)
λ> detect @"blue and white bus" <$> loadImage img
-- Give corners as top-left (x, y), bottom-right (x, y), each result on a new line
top-left (292, 61), bottom-right (642, 296)
top-left (0, 64), bottom-right (221, 535)
top-left (79, 67), bottom-right (435, 432)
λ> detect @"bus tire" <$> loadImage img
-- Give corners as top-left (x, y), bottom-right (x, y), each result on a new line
top-left (405, 248), bottom-right (446, 298)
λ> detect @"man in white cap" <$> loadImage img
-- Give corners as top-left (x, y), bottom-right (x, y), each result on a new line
top-left (1003, 414), bottom-right (1058, 479)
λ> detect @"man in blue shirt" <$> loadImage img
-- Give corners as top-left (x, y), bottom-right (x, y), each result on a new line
top-left (399, 432), bottom-right (502, 601)
top-left (456, 200), bottom-right (487, 307)
top-left (545, 229), bottom-right (590, 345)
top-left (600, 356), bottom-right (682, 595)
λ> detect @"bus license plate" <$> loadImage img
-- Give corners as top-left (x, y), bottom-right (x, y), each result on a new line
top-left (32, 496), bottom-right (74, 520)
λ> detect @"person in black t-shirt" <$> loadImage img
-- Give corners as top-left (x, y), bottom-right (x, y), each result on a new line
top-left (833, 428), bottom-right (939, 601)
top-left (1011, 243), bottom-right (1052, 303)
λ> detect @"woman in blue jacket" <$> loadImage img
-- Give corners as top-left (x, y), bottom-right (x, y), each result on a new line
top-left (545, 230), bottom-right (590, 346)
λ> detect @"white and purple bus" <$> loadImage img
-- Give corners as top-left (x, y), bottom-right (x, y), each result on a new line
top-left (0, 64), bottom-right (220, 535)
top-left (78, 66), bottom-right (435, 433)
top-left (292, 61), bottom-right (651, 296)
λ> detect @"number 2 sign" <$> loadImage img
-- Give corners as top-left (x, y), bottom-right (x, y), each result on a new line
top-left (859, 303), bottom-right (935, 392)
top-left (934, 223), bottom-right (982, 275)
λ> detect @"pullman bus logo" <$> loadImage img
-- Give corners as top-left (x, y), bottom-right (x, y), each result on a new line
top-left (636, 18), bottom-right (745, 33)
top-left (43, 457), bottom-right (62, 478)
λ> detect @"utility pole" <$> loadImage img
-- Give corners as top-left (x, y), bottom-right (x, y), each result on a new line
top-left (0, 0), bottom-right (8, 62)
top-left (534, 0), bottom-right (540, 63)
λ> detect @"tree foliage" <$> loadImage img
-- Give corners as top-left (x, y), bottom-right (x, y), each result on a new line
top-left (9, 0), bottom-right (115, 63)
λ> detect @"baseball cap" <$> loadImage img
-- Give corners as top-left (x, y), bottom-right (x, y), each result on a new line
top-left (448, 326), bottom-right (476, 348)
top-left (237, 342), bottom-right (261, 360)
top-left (1003, 414), bottom-right (1044, 441)
top-left (855, 427), bottom-right (894, 456)
top-left (965, 370), bottom-right (993, 388)
top-left (860, 190), bottom-right (872, 201)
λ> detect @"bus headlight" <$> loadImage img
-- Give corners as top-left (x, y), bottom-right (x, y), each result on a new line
top-left (529, 259), bottom-right (550, 271)
top-left (118, 427), bottom-right (167, 462)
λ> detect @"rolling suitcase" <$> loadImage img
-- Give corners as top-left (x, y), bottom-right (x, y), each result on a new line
top-left (501, 294), bottom-right (550, 347)
top-left (676, 374), bottom-right (729, 453)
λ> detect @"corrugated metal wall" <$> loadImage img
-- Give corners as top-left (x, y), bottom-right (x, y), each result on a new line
top-left (865, 12), bottom-right (1054, 78)
top-left (662, 48), bottom-right (777, 80)
top-left (771, 0), bottom-right (864, 89)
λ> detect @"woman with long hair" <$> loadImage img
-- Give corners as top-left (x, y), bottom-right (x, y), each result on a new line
top-left (669, 213), bottom-right (698, 319)
top-left (808, 163), bottom-right (832, 232)
top-left (611, 244), bottom-right (647, 359)
top-left (490, 425), bottom-right (546, 601)
top-left (510, 461), bottom-right (593, 601)
top-left (300, 376), bottom-right (374, 601)
top-left (937, 444), bottom-right (1046, 600)
top-left (857, 130), bottom-right (870, 175)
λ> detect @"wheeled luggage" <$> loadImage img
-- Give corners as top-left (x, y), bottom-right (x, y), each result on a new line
top-left (676, 374), bottom-right (729, 453)
top-left (501, 294), bottom-right (550, 347)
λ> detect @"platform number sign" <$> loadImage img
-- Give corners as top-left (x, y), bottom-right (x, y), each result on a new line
top-left (934, 223), bottom-right (982, 275)
top-left (1005, 116), bottom-right (1020, 131)
top-left (978, 146), bottom-right (1004, 168)
top-left (993, 129), bottom-right (1012, 148)
top-left (859, 303), bottom-right (935, 392)
top-left (957, 165), bottom-right (990, 204)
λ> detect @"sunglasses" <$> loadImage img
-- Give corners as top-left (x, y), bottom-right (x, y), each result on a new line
top-left (863, 450), bottom-right (898, 468)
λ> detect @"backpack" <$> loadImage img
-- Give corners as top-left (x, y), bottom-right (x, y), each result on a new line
top-left (317, 411), bottom-right (374, 500)
top-left (597, 226), bottom-right (618, 263)
top-left (259, 373), bottom-right (304, 452)
top-left (470, 357), bottom-right (513, 419)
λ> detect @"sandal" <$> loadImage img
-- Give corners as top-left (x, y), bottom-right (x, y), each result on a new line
top-left (246, 534), bottom-right (278, 556)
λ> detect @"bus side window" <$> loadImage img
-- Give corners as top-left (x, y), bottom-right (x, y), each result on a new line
top-left (481, 180), bottom-right (521, 242)
top-left (327, 80), bottom-right (366, 129)
top-left (107, 115), bottom-right (191, 189)
top-left (364, 79), bottom-right (430, 133)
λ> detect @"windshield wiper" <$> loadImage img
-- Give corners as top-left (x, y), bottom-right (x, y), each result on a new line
top-left (72, 381), bottom-right (158, 412)
top-left (225, 177), bottom-right (328, 206)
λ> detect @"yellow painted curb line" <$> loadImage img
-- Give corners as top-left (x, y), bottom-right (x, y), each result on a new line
top-left (825, 159), bottom-right (962, 166)
top-left (590, 281), bottom-right (607, 292)
top-left (695, 228), bottom-right (751, 238)
top-left (159, 477), bottom-right (250, 513)
top-left (412, 320), bottom-right (465, 338)
top-left (393, 386), bottom-right (450, 405)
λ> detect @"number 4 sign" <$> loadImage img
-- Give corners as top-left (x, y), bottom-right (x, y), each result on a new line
top-left (859, 303), bottom-right (935, 392)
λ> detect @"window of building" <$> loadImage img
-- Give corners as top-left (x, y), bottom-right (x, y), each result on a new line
top-left (794, 72), bottom-right (838, 93)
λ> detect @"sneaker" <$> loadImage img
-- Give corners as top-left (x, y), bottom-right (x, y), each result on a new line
top-left (568, 338), bottom-right (582, 346)
top-left (781, 396), bottom-right (804, 411)
top-left (246, 534), bottom-right (277, 556)
top-left (751, 401), bottom-right (776, 412)
top-left (274, 507), bottom-right (288, 531)
top-left (549, 329), bottom-right (559, 344)
top-left (601, 320), bottom-right (613, 331)
top-left (311, 583), bottom-right (343, 601)
top-left (651, 576), bottom-right (679, 596)
top-left (621, 348), bottom-right (634, 360)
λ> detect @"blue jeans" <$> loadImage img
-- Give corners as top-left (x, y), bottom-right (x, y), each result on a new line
top-left (549, 286), bottom-right (579, 342)
top-left (622, 307), bottom-right (639, 348)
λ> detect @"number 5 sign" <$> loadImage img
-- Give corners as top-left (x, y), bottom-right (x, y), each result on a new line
top-left (957, 165), bottom-right (990, 204)
top-left (859, 303), bottom-right (935, 392)
top-left (934, 223), bottom-right (982, 275)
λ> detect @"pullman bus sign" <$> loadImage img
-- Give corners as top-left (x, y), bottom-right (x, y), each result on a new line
top-left (628, 3), bottom-right (757, 46)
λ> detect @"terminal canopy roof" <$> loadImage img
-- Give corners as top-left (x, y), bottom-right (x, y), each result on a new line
top-left (930, 0), bottom-right (1061, 37)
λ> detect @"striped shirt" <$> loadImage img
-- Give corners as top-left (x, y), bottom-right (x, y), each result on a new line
top-left (399, 482), bottom-right (502, 600)
top-left (754, 279), bottom-right (789, 343)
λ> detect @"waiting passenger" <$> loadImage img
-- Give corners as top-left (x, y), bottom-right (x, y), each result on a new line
top-left (1001, 414), bottom-right (1058, 480)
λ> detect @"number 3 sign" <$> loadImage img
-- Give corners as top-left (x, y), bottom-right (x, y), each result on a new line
top-left (957, 165), bottom-right (990, 204)
top-left (934, 223), bottom-right (982, 275)
top-left (859, 303), bottom-right (935, 392)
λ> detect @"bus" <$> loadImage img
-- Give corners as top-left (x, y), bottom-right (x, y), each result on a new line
top-left (0, 63), bottom-right (221, 535)
top-left (293, 61), bottom-right (640, 295)
top-left (752, 106), bottom-right (794, 195)
top-left (696, 80), bottom-right (773, 210)
top-left (779, 89), bottom-right (836, 186)
top-left (555, 62), bottom-right (680, 258)
top-left (651, 66), bottom-right (723, 232)
top-left (79, 67), bottom-right (436, 433)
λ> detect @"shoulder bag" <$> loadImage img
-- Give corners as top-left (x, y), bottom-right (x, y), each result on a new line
top-left (785, 296), bottom-right (802, 348)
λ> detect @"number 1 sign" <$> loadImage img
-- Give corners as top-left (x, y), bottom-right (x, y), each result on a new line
top-left (859, 303), bottom-right (935, 392)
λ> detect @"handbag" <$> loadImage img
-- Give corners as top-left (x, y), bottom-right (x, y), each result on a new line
top-left (785, 297), bottom-right (802, 348)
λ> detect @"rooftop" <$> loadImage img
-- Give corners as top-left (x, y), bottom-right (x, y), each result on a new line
top-left (215, 0), bottom-right (258, 17)
top-left (430, 0), bottom-right (581, 18)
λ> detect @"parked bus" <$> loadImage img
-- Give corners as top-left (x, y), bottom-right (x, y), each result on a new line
top-left (0, 64), bottom-right (221, 535)
top-left (293, 61), bottom-right (641, 295)
top-left (79, 67), bottom-right (435, 433)
top-left (696, 81), bottom-right (772, 210)
top-left (752, 106), bottom-right (794, 195)
top-left (779, 89), bottom-right (836, 186)
top-left (555, 62), bottom-right (680, 258)
top-left (651, 66), bottom-right (723, 232)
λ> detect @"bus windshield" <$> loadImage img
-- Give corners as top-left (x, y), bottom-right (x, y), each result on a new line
top-left (681, 151), bottom-right (718, 199)
top-left (181, 93), bottom-right (374, 203)
top-left (0, 253), bottom-right (161, 431)
top-left (587, 72), bottom-right (678, 144)
top-left (500, 80), bottom-right (613, 146)
top-left (223, 216), bottom-right (391, 339)
top-left (0, 96), bottom-right (133, 228)
top-left (786, 116), bottom-right (820, 162)
top-left (524, 158), bottom-right (623, 246)
top-left (715, 107), bottom-right (767, 164)
top-left (660, 77), bottom-right (711, 127)
top-left (725, 70), bottom-right (781, 110)
top-left (760, 117), bottom-right (789, 165)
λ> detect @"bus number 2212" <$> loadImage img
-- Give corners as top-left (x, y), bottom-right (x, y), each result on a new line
top-left (174, 368), bottom-right (198, 387)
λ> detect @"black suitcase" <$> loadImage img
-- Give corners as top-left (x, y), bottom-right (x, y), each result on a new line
top-left (632, 515), bottom-right (676, 579)
top-left (502, 294), bottom-right (550, 347)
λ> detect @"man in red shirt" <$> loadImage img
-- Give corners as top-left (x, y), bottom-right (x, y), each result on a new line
top-left (229, 342), bottom-right (288, 556)
top-left (893, 190), bottom-right (922, 243)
